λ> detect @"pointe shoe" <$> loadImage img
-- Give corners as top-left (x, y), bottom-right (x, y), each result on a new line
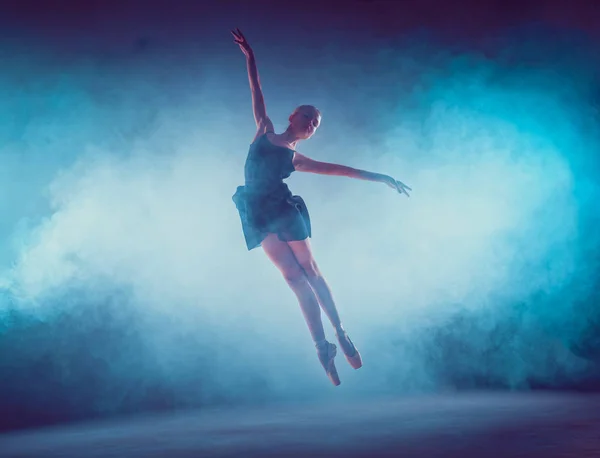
top-left (336, 330), bottom-right (363, 369)
top-left (317, 341), bottom-right (341, 386)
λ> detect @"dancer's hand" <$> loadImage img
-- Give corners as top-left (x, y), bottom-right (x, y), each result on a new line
top-left (231, 28), bottom-right (253, 58)
top-left (382, 175), bottom-right (411, 197)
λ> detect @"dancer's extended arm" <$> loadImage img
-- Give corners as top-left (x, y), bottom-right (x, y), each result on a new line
top-left (293, 152), bottom-right (411, 196)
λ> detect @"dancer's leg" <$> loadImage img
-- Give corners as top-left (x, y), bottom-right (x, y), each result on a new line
top-left (262, 234), bottom-right (326, 342)
top-left (262, 233), bottom-right (340, 384)
top-left (288, 238), bottom-right (363, 369)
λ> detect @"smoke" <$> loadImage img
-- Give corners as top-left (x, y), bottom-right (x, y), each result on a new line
top-left (1, 23), bottom-right (599, 428)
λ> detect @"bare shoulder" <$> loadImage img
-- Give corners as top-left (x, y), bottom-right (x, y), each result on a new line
top-left (251, 117), bottom-right (275, 143)
top-left (292, 153), bottom-right (346, 176)
top-left (292, 151), bottom-right (320, 172)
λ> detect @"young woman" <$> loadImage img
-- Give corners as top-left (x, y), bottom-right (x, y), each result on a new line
top-left (231, 29), bottom-right (411, 386)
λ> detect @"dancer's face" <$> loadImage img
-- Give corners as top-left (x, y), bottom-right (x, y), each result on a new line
top-left (289, 105), bottom-right (321, 139)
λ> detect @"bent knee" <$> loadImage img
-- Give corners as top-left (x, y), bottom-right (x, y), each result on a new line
top-left (299, 260), bottom-right (321, 278)
top-left (281, 266), bottom-right (307, 285)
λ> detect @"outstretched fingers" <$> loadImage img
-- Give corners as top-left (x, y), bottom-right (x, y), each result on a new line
top-left (231, 28), bottom-right (246, 44)
top-left (395, 180), bottom-right (411, 197)
top-left (235, 28), bottom-right (246, 41)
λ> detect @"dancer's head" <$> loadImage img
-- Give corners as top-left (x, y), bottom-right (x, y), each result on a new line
top-left (288, 105), bottom-right (321, 140)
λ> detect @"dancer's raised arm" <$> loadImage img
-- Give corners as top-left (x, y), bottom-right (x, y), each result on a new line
top-left (231, 28), bottom-right (273, 133)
